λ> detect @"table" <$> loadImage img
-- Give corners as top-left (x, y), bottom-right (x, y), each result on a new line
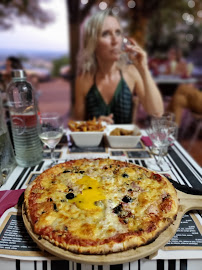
top-left (0, 132), bottom-right (202, 270)
top-left (154, 75), bottom-right (197, 96)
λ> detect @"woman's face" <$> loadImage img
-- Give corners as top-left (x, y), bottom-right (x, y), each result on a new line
top-left (95, 16), bottom-right (123, 62)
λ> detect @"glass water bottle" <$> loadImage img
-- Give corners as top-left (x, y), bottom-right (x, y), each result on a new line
top-left (6, 69), bottom-right (43, 167)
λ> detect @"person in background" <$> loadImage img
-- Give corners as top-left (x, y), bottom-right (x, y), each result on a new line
top-left (0, 56), bottom-right (23, 93)
top-left (74, 9), bottom-right (163, 124)
top-left (5, 56), bottom-right (24, 83)
top-left (167, 84), bottom-right (202, 126)
top-left (0, 56), bottom-right (39, 98)
top-left (165, 48), bottom-right (193, 78)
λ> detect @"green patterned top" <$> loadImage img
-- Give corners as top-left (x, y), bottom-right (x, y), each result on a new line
top-left (85, 73), bottom-right (133, 124)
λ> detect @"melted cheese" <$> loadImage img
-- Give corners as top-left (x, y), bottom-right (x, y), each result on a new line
top-left (70, 175), bottom-right (106, 210)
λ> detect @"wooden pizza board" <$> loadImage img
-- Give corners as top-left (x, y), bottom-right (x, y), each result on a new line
top-left (22, 190), bottom-right (202, 265)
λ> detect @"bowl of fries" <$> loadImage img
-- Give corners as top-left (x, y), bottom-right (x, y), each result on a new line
top-left (67, 118), bottom-right (106, 147)
top-left (106, 124), bottom-right (141, 148)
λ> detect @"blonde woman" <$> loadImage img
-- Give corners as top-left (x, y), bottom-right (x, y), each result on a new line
top-left (74, 9), bottom-right (163, 124)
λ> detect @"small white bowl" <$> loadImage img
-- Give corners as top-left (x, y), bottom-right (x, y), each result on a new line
top-left (67, 130), bottom-right (104, 148)
top-left (67, 120), bottom-right (106, 147)
top-left (106, 124), bottom-right (141, 148)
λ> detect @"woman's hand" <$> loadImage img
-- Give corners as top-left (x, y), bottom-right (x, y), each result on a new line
top-left (124, 38), bottom-right (148, 70)
top-left (98, 113), bottom-right (114, 124)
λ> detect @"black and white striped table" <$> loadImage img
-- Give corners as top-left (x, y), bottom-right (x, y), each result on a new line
top-left (1, 257), bottom-right (202, 270)
top-left (0, 137), bottom-right (201, 270)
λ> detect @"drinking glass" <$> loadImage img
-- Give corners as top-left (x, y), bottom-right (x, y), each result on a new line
top-left (147, 119), bottom-right (170, 171)
top-left (167, 121), bottom-right (178, 146)
top-left (121, 37), bottom-right (137, 56)
top-left (151, 113), bottom-right (177, 155)
top-left (122, 37), bottom-right (131, 51)
top-left (38, 112), bottom-right (63, 167)
top-left (162, 112), bottom-right (175, 122)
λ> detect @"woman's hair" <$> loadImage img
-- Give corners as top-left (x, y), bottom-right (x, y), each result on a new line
top-left (77, 9), bottom-right (126, 75)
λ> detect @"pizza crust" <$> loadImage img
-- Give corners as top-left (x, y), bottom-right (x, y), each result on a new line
top-left (24, 158), bottom-right (179, 255)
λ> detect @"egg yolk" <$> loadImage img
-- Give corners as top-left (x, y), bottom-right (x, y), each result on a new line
top-left (70, 175), bottom-right (106, 210)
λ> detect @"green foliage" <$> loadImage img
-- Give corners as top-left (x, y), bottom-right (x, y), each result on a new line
top-left (146, 0), bottom-right (202, 56)
top-left (0, 0), bottom-right (54, 30)
top-left (52, 56), bottom-right (70, 77)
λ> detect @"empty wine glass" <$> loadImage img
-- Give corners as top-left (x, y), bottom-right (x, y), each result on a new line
top-left (146, 119), bottom-right (170, 171)
top-left (151, 113), bottom-right (177, 155)
top-left (167, 121), bottom-right (178, 146)
top-left (161, 112), bottom-right (175, 122)
top-left (39, 112), bottom-right (63, 167)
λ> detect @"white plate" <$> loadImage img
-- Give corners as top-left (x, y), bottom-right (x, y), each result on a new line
top-left (106, 124), bottom-right (141, 148)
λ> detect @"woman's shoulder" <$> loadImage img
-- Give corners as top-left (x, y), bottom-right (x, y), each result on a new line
top-left (122, 64), bottom-right (139, 78)
top-left (76, 72), bottom-right (94, 82)
top-left (121, 64), bottom-right (140, 91)
top-left (75, 72), bottom-right (94, 95)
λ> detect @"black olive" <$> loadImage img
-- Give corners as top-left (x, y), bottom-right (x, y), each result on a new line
top-left (66, 193), bottom-right (75, 199)
top-left (113, 204), bottom-right (122, 214)
top-left (123, 219), bottom-right (128, 224)
top-left (63, 170), bottom-right (71, 173)
top-left (49, 198), bottom-right (53, 202)
top-left (53, 203), bottom-right (57, 211)
top-left (88, 187), bottom-right (92, 189)
top-left (69, 188), bottom-right (73, 192)
top-left (122, 195), bottom-right (132, 203)
top-left (122, 173), bottom-right (129, 178)
top-left (128, 189), bottom-right (132, 192)
top-left (79, 170), bottom-right (85, 174)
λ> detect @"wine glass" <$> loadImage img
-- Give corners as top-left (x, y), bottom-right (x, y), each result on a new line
top-left (167, 121), bottom-right (178, 146)
top-left (39, 112), bottom-right (63, 167)
top-left (151, 113), bottom-right (177, 155)
top-left (146, 119), bottom-right (170, 171)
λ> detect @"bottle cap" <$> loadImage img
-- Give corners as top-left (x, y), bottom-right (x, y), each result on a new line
top-left (12, 69), bottom-right (26, 79)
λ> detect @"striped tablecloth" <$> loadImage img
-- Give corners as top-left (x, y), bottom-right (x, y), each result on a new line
top-left (0, 136), bottom-right (201, 270)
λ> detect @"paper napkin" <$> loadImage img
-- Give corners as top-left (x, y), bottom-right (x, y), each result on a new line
top-left (0, 189), bottom-right (25, 217)
top-left (141, 136), bottom-right (153, 147)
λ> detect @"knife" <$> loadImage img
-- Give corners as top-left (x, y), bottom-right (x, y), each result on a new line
top-left (165, 176), bottom-right (202, 195)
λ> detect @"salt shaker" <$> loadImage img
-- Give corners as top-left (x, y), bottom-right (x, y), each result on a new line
top-left (6, 69), bottom-right (43, 167)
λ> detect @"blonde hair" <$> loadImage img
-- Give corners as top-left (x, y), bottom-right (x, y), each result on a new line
top-left (77, 9), bottom-right (127, 75)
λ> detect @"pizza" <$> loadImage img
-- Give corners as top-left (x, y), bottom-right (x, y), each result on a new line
top-left (24, 158), bottom-right (179, 255)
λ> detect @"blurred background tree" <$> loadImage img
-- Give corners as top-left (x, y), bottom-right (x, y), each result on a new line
top-left (52, 56), bottom-right (69, 77)
top-left (0, 0), bottom-right (54, 30)
top-left (146, 0), bottom-right (202, 56)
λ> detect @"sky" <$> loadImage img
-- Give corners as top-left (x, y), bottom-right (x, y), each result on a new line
top-left (0, 0), bottom-right (69, 53)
